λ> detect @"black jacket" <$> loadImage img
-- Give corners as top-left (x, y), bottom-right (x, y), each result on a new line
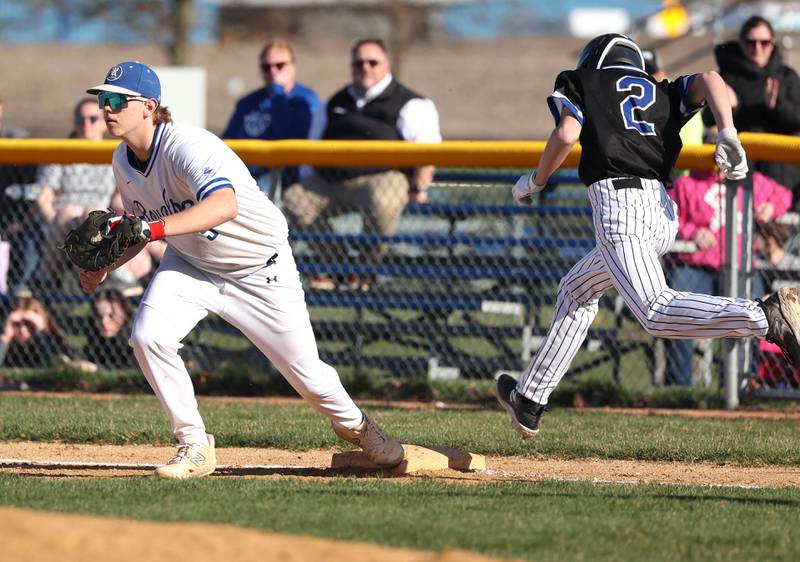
top-left (710, 41), bottom-right (800, 195)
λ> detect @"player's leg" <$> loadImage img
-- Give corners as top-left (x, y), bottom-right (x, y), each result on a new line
top-left (221, 245), bottom-right (404, 467)
top-left (591, 180), bottom-right (768, 342)
top-left (129, 250), bottom-right (221, 477)
top-left (663, 265), bottom-right (716, 386)
top-left (499, 247), bottom-right (614, 436)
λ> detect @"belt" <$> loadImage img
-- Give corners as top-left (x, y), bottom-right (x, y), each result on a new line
top-left (611, 177), bottom-right (644, 190)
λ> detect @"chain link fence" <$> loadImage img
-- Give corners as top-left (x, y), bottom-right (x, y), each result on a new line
top-left (2, 154), bottom-right (800, 397)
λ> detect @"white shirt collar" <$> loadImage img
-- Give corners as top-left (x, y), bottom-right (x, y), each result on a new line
top-left (347, 73), bottom-right (393, 109)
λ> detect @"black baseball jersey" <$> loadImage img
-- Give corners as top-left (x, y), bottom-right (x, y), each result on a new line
top-left (547, 66), bottom-right (705, 186)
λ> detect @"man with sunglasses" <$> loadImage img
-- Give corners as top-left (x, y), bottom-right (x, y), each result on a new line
top-left (222, 40), bottom-right (321, 191)
top-left (80, 60), bottom-right (405, 478)
top-left (711, 15), bottom-right (800, 205)
top-left (282, 38), bottom-right (441, 290)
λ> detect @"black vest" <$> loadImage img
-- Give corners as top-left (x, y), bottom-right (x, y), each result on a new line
top-left (318, 79), bottom-right (422, 180)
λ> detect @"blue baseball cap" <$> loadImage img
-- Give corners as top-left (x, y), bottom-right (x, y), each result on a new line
top-left (87, 61), bottom-right (161, 103)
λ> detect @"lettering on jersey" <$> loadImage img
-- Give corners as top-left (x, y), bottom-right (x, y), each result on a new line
top-left (132, 189), bottom-right (194, 221)
top-left (616, 76), bottom-right (656, 136)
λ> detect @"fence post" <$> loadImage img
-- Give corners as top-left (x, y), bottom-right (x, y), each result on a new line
top-left (723, 177), bottom-right (740, 409)
top-left (722, 175), bottom-right (755, 409)
top-left (739, 175), bottom-right (755, 396)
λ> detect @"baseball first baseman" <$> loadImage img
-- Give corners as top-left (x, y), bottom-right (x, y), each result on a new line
top-left (82, 61), bottom-right (404, 477)
top-left (497, 34), bottom-right (800, 437)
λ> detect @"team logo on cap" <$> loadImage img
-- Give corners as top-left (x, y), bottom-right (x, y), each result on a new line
top-left (106, 66), bottom-right (123, 82)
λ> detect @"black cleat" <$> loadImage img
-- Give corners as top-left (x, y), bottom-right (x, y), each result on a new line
top-left (759, 287), bottom-right (800, 366)
top-left (495, 373), bottom-right (546, 438)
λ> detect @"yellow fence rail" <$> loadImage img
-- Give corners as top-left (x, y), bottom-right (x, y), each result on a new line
top-left (0, 132), bottom-right (798, 170)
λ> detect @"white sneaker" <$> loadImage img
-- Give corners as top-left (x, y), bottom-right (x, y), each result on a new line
top-left (154, 434), bottom-right (216, 479)
top-left (332, 413), bottom-right (405, 468)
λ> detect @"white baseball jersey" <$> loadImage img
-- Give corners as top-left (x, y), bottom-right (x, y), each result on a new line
top-left (116, 121), bottom-right (365, 446)
top-left (112, 122), bottom-right (288, 278)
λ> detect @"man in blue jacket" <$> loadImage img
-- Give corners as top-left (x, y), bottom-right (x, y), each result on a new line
top-left (223, 40), bottom-right (321, 191)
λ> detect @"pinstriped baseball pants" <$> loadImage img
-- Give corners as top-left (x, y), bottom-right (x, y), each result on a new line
top-left (518, 178), bottom-right (769, 405)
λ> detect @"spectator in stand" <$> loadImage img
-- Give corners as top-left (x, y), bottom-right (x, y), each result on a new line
top-left (0, 296), bottom-right (72, 368)
top-left (0, 97), bottom-right (42, 294)
top-left (666, 147), bottom-right (792, 386)
top-left (79, 287), bottom-right (137, 371)
top-left (754, 222), bottom-right (800, 387)
top-left (282, 38), bottom-right (441, 290)
top-left (222, 40), bottom-right (321, 193)
top-left (711, 15), bottom-right (800, 206)
top-left (37, 98), bottom-right (116, 287)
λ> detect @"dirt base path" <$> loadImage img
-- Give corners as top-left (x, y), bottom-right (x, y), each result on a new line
top-left (3, 441), bottom-right (800, 488)
top-left (0, 507), bottom-right (516, 562)
top-left (4, 441), bottom-right (799, 562)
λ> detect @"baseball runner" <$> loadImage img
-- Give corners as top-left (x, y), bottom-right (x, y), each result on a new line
top-left (80, 61), bottom-right (404, 477)
top-left (497, 34), bottom-right (800, 437)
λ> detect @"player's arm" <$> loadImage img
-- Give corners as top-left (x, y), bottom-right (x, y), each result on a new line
top-left (686, 71), bottom-right (748, 180)
top-left (534, 107), bottom-right (582, 185)
top-left (687, 71), bottom-right (734, 130)
top-left (161, 187), bottom-right (238, 237)
top-left (512, 107), bottom-right (581, 204)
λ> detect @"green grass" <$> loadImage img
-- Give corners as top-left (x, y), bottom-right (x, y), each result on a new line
top-left (1, 475), bottom-right (798, 562)
top-left (3, 393), bottom-right (800, 561)
top-left (1, 394), bottom-right (799, 464)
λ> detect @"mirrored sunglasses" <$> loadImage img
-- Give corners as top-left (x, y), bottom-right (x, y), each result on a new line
top-left (98, 91), bottom-right (147, 110)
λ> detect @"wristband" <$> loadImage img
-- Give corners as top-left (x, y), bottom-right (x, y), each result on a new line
top-left (146, 220), bottom-right (166, 241)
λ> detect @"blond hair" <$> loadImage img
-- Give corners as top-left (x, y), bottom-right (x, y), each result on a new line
top-left (259, 40), bottom-right (295, 63)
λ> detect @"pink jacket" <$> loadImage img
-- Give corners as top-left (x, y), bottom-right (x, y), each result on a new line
top-left (669, 171), bottom-right (792, 270)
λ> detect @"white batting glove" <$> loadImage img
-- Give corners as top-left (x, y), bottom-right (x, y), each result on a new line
top-left (715, 127), bottom-right (749, 181)
top-left (512, 171), bottom-right (547, 205)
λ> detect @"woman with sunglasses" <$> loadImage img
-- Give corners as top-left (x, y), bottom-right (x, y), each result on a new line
top-left (36, 98), bottom-right (116, 288)
top-left (712, 15), bottom-right (800, 204)
top-left (79, 61), bottom-right (404, 479)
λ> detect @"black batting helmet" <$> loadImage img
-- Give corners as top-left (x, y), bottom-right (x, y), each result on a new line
top-left (577, 33), bottom-right (645, 71)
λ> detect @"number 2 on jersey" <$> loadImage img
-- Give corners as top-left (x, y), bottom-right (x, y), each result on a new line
top-left (616, 76), bottom-right (656, 136)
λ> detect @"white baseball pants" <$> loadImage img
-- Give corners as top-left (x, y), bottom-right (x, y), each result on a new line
top-left (129, 243), bottom-right (363, 445)
top-left (518, 178), bottom-right (769, 404)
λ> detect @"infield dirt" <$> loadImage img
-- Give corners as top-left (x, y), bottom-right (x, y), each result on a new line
top-left (3, 439), bottom-right (800, 487)
top-left (4, 403), bottom-right (800, 561)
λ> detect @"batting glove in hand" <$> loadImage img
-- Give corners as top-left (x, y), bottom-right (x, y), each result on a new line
top-left (512, 171), bottom-right (547, 205)
top-left (715, 127), bottom-right (749, 181)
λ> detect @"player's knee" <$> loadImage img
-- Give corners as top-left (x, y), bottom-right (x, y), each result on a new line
top-left (129, 323), bottom-right (178, 357)
top-left (283, 356), bottom-right (342, 399)
top-left (640, 319), bottom-right (661, 336)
